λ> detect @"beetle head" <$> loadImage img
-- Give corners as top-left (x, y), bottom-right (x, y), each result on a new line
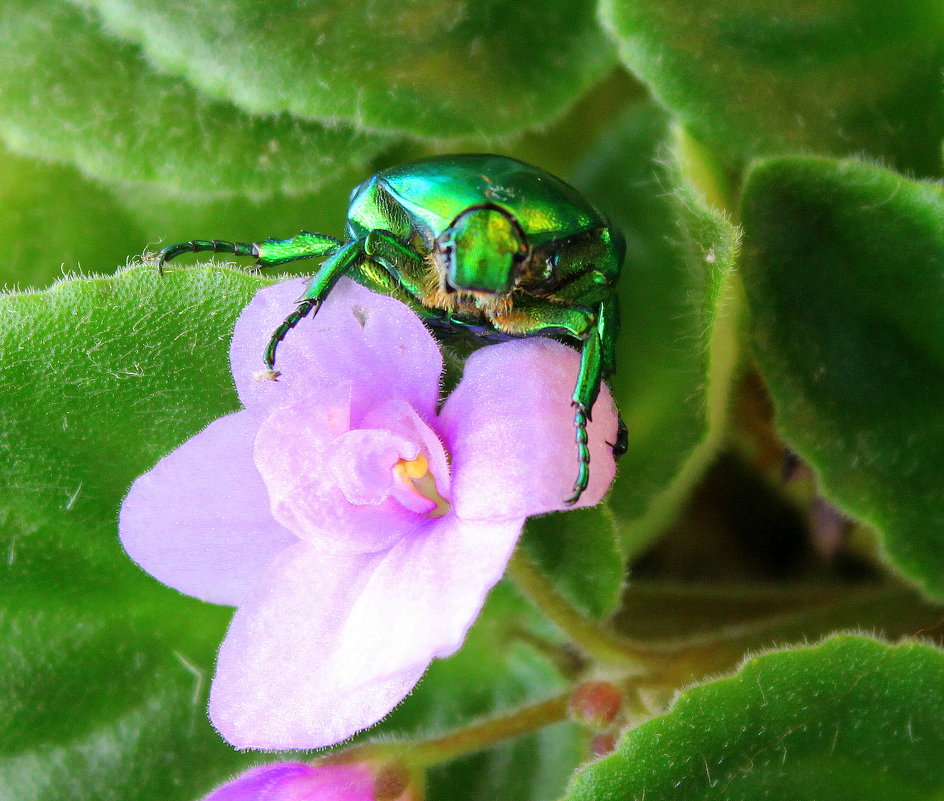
top-left (436, 204), bottom-right (529, 295)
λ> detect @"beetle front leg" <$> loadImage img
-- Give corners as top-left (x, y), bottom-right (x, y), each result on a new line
top-left (156, 240), bottom-right (258, 274)
top-left (356, 230), bottom-right (431, 308)
top-left (264, 239), bottom-right (366, 371)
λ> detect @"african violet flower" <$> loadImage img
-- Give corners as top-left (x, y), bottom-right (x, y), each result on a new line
top-left (201, 761), bottom-right (410, 801)
top-left (120, 278), bottom-right (617, 749)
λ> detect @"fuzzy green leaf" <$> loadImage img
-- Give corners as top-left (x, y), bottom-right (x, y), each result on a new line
top-left (600, 0), bottom-right (944, 175)
top-left (567, 636), bottom-right (944, 800)
top-left (67, 0), bottom-right (616, 138)
top-left (0, 0), bottom-right (386, 194)
top-left (573, 104), bottom-right (739, 556)
top-left (520, 506), bottom-right (623, 620)
top-left (0, 595), bottom-right (263, 801)
top-left (741, 156), bottom-right (944, 597)
top-left (0, 268), bottom-right (272, 800)
top-left (0, 137), bottom-right (378, 291)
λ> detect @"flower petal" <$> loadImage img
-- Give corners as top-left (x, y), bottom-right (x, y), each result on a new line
top-left (209, 514), bottom-right (522, 749)
top-left (231, 278), bottom-right (442, 423)
top-left (362, 399), bottom-right (452, 500)
top-left (202, 762), bottom-right (375, 801)
top-left (119, 411), bottom-right (297, 606)
top-left (329, 429), bottom-right (419, 506)
top-left (333, 514), bottom-right (523, 688)
top-left (254, 397), bottom-right (421, 555)
top-left (209, 543), bottom-right (422, 749)
top-left (439, 338), bottom-right (619, 521)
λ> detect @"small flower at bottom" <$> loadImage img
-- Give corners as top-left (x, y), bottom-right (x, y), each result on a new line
top-left (201, 761), bottom-right (412, 801)
top-left (120, 278), bottom-right (618, 749)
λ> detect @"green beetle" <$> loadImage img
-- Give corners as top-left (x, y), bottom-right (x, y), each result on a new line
top-left (157, 154), bottom-right (624, 503)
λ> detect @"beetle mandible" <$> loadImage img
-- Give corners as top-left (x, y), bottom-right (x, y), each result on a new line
top-left (156, 154), bottom-right (625, 504)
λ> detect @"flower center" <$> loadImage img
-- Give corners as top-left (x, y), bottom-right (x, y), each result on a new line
top-left (393, 453), bottom-right (450, 518)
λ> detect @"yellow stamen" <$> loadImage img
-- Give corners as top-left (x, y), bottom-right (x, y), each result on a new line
top-left (394, 452), bottom-right (428, 481)
top-left (393, 453), bottom-right (450, 518)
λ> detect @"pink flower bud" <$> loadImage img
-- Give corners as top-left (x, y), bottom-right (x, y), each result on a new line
top-left (569, 680), bottom-right (623, 730)
top-left (202, 761), bottom-right (414, 801)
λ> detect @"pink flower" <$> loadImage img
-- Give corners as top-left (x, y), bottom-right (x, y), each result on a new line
top-left (120, 278), bottom-right (617, 749)
top-left (201, 761), bottom-right (408, 801)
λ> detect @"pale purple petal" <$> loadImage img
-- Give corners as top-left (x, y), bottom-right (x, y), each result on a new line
top-left (231, 278), bottom-right (442, 423)
top-left (119, 411), bottom-right (296, 606)
top-left (209, 543), bottom-right (425, 749)
top-left (361, 400), bottom-right (451, 500)
top-left (328, 429), bottom-right (419, 505)
top-left (332, 514), bottom-right (523, 688)
top-left (252, 386), bottom-right (351, 499)
top-left (254, 398), bottom-right (421, 555)
top-left (202, 762), bottom-right (374, 801)
top-left (439, 338), bottom-right (618, 521)
top-left (210, 513), bottom-right (522, 749)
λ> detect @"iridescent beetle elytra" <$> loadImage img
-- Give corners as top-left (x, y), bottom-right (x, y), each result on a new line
top-left (157, 154), bottom-right (626, 503)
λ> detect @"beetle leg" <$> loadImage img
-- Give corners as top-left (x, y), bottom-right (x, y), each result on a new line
top-left (565, 293), bottom-right (624, 502)
top-left (569, 330), bottom-right (602, 505)
top-left (361, 229), bottom-right (429, 299)
top-left (255, 232), bottom-right (342, 267)
top-left (363, 229), bottom-right (423, 264)
top-left (545, 268), bottom-right (614, 306)
top-left (597, 291), bottom-right (620, 377)
top-left (492, 300), bottom-right (608, 505)
top-left (156, 240), bottom-right (259, 275)
top-left (264, 239), bottom-right (365, 370)
top-left (155, 231), bottom-right (340, 274)
top-left (345, 229), bottom-right (444, 322)
top-left (570, 294), bottom-right (627, 502)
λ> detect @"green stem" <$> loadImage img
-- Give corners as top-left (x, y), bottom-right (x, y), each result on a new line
top-left (335, 692), bottom-right (571, 769)
top-left (407, 693), bottom-right (571, 767)
top-left (507, 548), bottom-right (941, 683)
top-left (506, 550), bottom-right (643, 667)
top-left (629, 582), bottom-right (944, 688)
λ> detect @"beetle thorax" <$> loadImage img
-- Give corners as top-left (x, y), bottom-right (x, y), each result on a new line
top-left (431, 204), bottom-right (529, 311)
